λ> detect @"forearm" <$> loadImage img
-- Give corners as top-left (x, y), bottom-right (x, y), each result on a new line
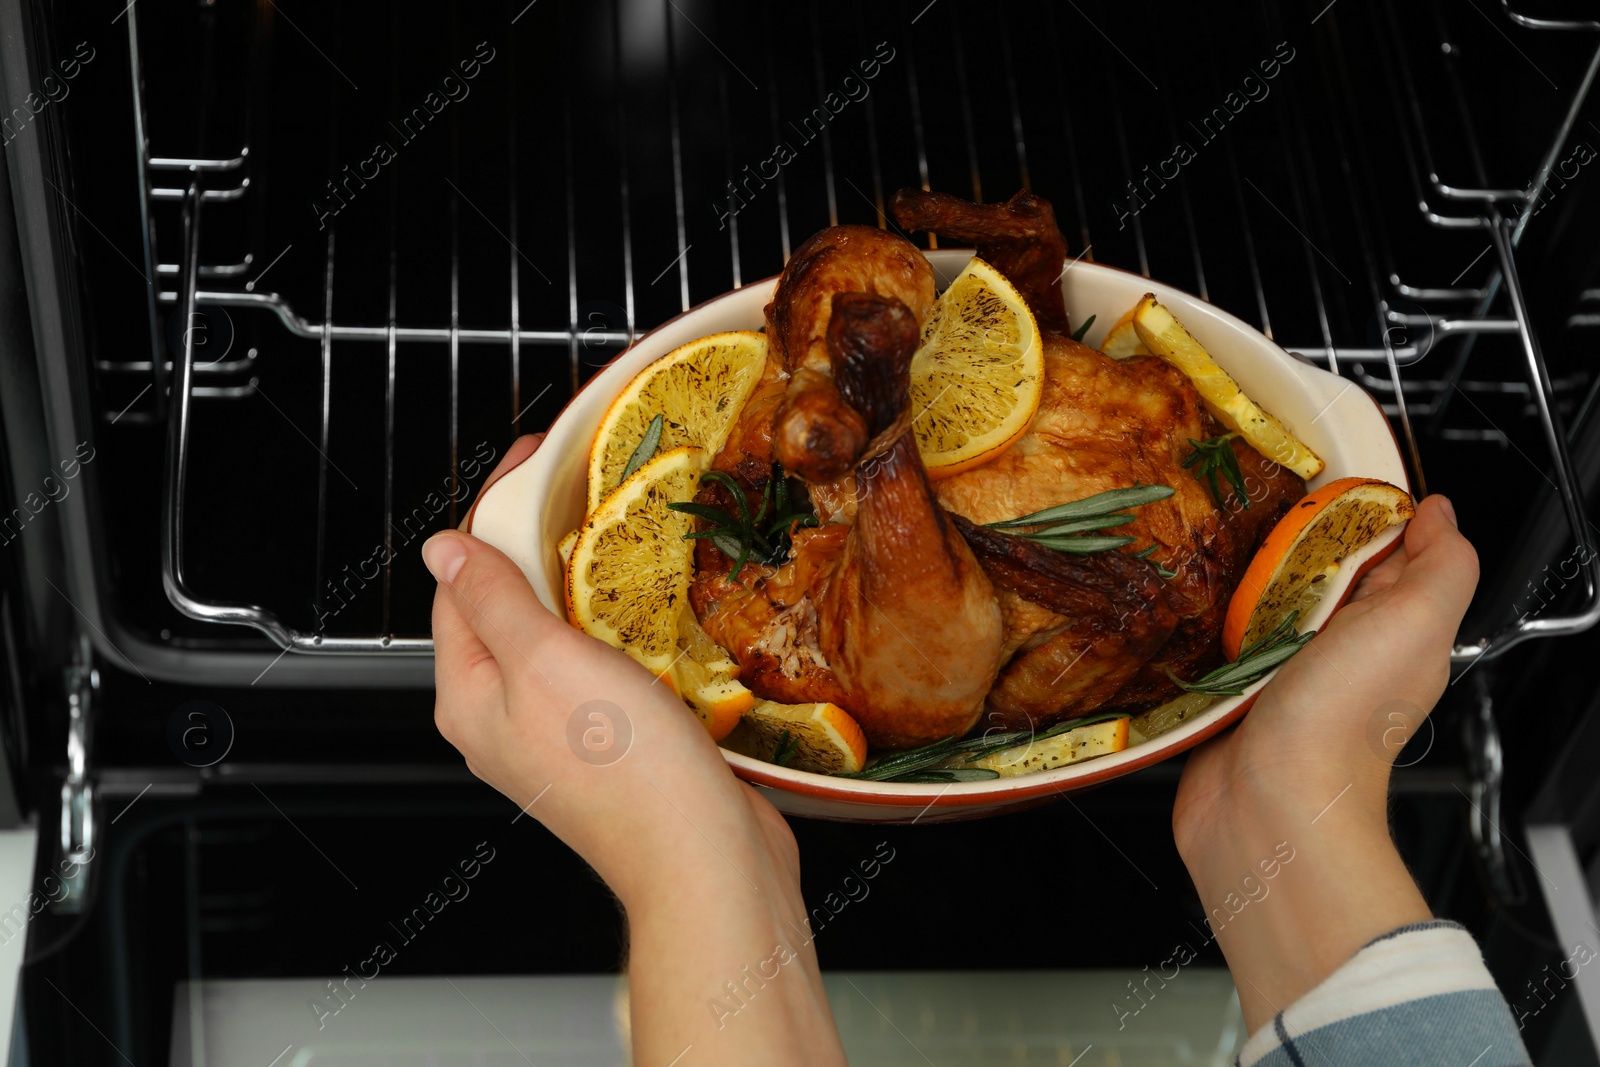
top-left (623, 854), bottom-right (847, 1067)
top-left (1183, 783), bottom-right (1431, 1033)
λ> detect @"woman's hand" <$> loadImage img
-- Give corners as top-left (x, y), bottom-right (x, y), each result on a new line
top-left (424, 435), bottom-right (846, 1066)
top-left (1172, 494), bottom-right (1479, 1032)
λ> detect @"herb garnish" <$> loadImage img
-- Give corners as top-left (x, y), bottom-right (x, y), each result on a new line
top-left (1184, 433), bottom-right (1248, 511)
top-left (1134, 544), bottom-right (1178, 580)
top-left (772, 730), bottom-right (798, 768)
top-left (620, 413), bottom-right (664, 482)
top-left (1070, 314), bottom-right (1097, 344)
top-left (983, 484), bottom-right (1175, 556)
top-left (667, 463), bottom-right (818, 580)
top-left (840, 712), bottom-right (1131, 782)
top-left (1170, 611), bottom-right (1314, 696)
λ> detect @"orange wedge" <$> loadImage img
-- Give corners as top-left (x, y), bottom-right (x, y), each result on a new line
top-left (1098, 304), bottom-right (1151, 360)
top-left (911, 257), bottom-right (1044, 478)
top-left (738, 700), bottom-right (868, 774)
top-left (1132, 294), bottom-right (1325, 480)
top-left (957, 716), bottom-right (1130, 776)
top-left (1223, 477), bottom-right (1415, 659)
top-left (669, 613), bottom-right (752, 740)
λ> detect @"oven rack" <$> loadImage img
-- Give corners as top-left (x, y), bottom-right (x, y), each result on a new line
top-left (110, 0), bottom-right (1599, 667)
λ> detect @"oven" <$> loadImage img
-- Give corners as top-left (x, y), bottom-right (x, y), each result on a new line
top-left (2, 0), bottom-right (1599, 1063)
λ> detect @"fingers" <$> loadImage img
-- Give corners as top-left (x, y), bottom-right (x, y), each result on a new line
top-left (1390, 494), bottom-right (1479, 625)
top-left (431, 574), bottom-right (500, 707)
top-left (423, 530), bottom-right (564, 690)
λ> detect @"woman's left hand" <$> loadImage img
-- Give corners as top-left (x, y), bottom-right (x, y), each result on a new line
top-left (424, 434), bottom-right (845, 1066)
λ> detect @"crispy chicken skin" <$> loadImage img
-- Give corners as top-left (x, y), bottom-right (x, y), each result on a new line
top-left (766, 226), bottom-right (936, 485)
top-left (894, 189), bottom-right (1305, 727)
top-left (690, 293), bottom-right (1003, 749)
top-left (695, 189), bottom-right (1305, 748)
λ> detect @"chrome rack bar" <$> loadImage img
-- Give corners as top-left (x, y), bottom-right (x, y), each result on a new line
top-left (154, 288), bottom-right (628, 345)
top-left (1451, 214), bottom-right (1600, 662)
top-left (161, 179), bottom-right (430, 654)
top-left (126, 2), bottom-right (165, 419)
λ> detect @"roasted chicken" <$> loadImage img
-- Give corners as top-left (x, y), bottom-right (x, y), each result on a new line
top-left (690, 189), bottom-right (1304, 749)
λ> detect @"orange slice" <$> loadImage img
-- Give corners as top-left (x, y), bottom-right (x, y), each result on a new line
top-left (669, 613), bottom-right (752, 740)
top-left (1099, 304), bottom-right (1151, 360)
top-left (910, 257), bottom-right (1044, 478)
top-left (738, 700), bottom-right (868, 774)
top-left (1223, 477), bottom-right (1415, 659)
top-left (586, 332), bottom-right (767, 512)
top-left (566, 446), bottom-right (703, 674)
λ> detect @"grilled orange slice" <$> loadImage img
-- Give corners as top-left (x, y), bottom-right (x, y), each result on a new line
top-left (911, 258), bottom-right (1044, 478)
top-left (737, 700), bottom-right (868, 774)
top-left (1223, 477), bottom-right (1415, 659)
top-left (586, 332), bottom-right (767, 512)
top-left (1132, 294), bottom-right (1325, 479)
top-left (566, 446), bottom-right (703, 674)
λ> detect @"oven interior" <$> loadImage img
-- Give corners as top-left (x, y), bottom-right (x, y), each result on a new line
top-left (4, 0), bottom-right (1600, 1063)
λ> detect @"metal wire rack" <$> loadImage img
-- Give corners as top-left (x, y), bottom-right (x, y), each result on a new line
top-left (101, 0), bottom-right (1600, 667)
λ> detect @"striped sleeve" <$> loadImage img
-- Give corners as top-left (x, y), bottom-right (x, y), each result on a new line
top-left (1237, 920), bottom-right (1531, 1067)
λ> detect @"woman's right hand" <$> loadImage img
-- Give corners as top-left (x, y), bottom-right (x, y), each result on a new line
top-left (1172, 494), bottom-right (1479, 1032)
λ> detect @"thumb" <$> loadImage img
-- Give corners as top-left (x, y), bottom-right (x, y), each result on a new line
top-left (422, 530), bottom-right (564, 690)
top-left (1389, 495), bottom-right (1479, 627)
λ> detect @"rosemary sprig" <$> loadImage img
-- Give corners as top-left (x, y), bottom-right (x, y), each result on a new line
top-left (1070, 313), bottom-right (1097, 344)
top-left (984, 484), bottom-right (1176, 529)
top-left (1170, 611), bottom-right (1314, 696)
top-left (668, 463), bottom-right (817, 580)
top-left (1184, 433), bottom-right (1248, 511)
top-left (893, 768), bottom-right (1001, 783)
top-left (840, 711), bottom-right (1131, 782)
top-left (1134, 544), bottom-right (1178, 580)
top-left (620, 413), bottom-right (664, 482)
top-left (982, 484), bottom-right (1175, 557)
top-left (773, 730), bottom-right (798, 768)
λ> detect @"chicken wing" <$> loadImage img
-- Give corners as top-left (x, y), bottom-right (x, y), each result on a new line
top-left (890, 189), bottom-right (1071, 335)
top-left (691, 292), bottom-right (1003, 749)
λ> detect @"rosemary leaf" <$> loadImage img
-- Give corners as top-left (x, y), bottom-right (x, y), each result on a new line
top-left (773, 730), bottom-right (798, 768)
top-left (894, 768), bottom-right (1001, 783)
top-left (620, 414), bottom-right (664, 482)
top-left (1173, 611), bottom-right (1313, 696)
top-left (709, 532), bottom-right (746, 562)
top-left (985, 484), bottom-right (1175, 528)
top-left (1069, 314), bottom-right (1097, 344)
top-left (1032, 513), bottom-right (1136, 537)
top-left (1025, 534), bottom-right (1139, 554)
top-left (700, 470), bottom-right (752, 526)
top-left (840, 737), bottom-right (962, 781)
top-left (1184, 434), bottom-right (1249, 511)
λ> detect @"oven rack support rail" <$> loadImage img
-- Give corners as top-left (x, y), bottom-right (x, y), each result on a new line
top-left (122, 1), bottom-right (1599, 667)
